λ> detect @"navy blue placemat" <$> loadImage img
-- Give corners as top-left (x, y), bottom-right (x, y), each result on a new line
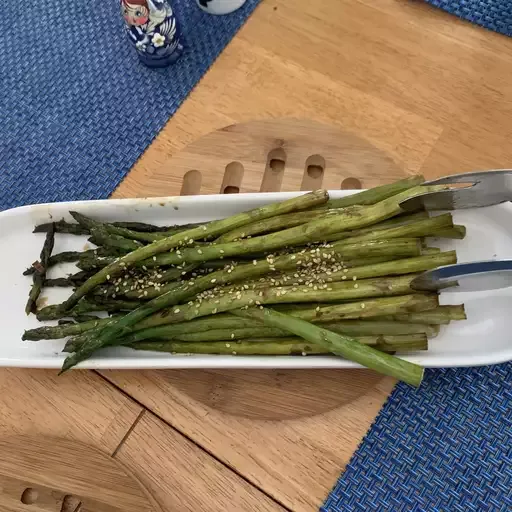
top-left (322, 364), bottom-right (512, 512)
top-left (0, 0), bottom-right (260, 211)
top-left (426, 0), bottom-right (512, 36)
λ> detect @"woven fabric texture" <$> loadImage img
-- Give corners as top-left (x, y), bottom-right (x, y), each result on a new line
top-left (322, 364), bottom-right (512, 512)
top-left (0, 0), bottom-right (260, 211)
top-left (426, 0), bottom-right (512, 36)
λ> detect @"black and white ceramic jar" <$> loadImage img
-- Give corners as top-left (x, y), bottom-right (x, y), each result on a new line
top-left (196, 0), bottom-right (247, 15)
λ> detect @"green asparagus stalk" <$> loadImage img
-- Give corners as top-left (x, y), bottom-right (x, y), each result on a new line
top-left (124, 325), bottom-right (436, 344)
top-left (139, 187), bottom-right (448, 270)
top-left (323, 175), bottom-right (425, 209)
top-left (245, 251), bottom-right (456, 292)
top-left (216, 210), bottom-right (336, 243)
top-left (37, 297), bottom-right (142, 321)
top-left (121, 239), bottom-right (422, 300)
top-left (23, 316), bottom-right (113, 340)
top-left (377, 305), bottom-right (466, 324)
top-left (25, 224), bottom-right (55, 315)
top-left (274, 294), bottom-right (439, 323)
top-left (135, 235), bottom-right (424, 270)
top-left (59, 189), bottom-right (329, 314)
top-left (431, 225), bottom-right (466, 239)
top-left (311, 251), bottom-right (457, 283)
top-left (62, 314), bottom-right (438, 352)
top-left (24, 249), bottom-right (106, 276)
top-left (232, 307), bottom-right (424, 386)
top-left (137, 274), bottom-right (423, 327)
top-left (130, 333), bottom-right (428, 355)
top-left (33, 220), bottom-right (89, 235)
top-left (422, 247), bottom-right (441, 255)
top-left (72, 211), bottom-right (166, 244)
top-left (111, 221), bottom-right (199, 233)
top-left (330, 213), bottom-right (453, 244)
top-left (62, 294), bottom-right (439, 352)
top-left (133, 339), bottom-right (329, 356)
top-left (89, 225), bottom-right (143, 252)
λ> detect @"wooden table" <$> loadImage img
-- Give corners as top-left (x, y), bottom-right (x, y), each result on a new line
top-left (6, 1), bottom-right (512, 510)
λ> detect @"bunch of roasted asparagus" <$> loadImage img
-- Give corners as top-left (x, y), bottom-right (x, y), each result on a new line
top-left (22, 176), bottom-right (467, 386)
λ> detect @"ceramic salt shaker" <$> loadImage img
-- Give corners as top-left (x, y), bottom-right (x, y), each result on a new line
top-left (196, 0), bottom-right (247, 15)
top-left (121, 0), bottom-right (184, 68)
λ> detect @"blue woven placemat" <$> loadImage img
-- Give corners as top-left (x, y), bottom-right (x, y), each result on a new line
top-left (322, 364), bottom-right (512, 512)
top-left (0, 0), bottom-right (260, 211)
top-left (426, 0), bottom-right (512, 36)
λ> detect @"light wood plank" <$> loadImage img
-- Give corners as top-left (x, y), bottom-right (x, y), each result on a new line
top-left (0, 435), bottom-right (161, 512)
top-left (102, 370), bottom-right (395, 510)
top-left (0, 369), bottom-right (141, 454)
top-left (114, 411), bottom-right (286, 512)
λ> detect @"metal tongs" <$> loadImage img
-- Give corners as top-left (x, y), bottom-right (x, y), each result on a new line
top-left (404, 170), bottom-right (512, 293)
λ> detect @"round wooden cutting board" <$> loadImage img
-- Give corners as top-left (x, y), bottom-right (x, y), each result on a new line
top-left (136, 117), bottom-right (407, 197)
top-left (119, 118), bottom-right (405, 420)
top-left (0, 436), bottom-right (161, 512)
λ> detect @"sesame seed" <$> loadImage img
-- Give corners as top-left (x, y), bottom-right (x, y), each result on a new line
top-left (142, 265), bottom-right (147, 271)
top-left (211, 278), bottom-right (216, 283)
top-left (197, 249), bottom-right (203, 254)
top-left (144, 290), bottom-right (148, 296)
top-left (361, 303), bottom-right (366, 309)
top-left (212, 308), bottom-right (218, 314)
top-left (301, 351), bottom-right (307, 356)
top-left (342, 276), bottom-right (347, 280)
top-left (226, 343), bottom-right (231, 348)
top-left (106, 275), bottom-right (110, 280)
top-left (232, 351), bottom-right (237, 355)
top-left (316, 306), bottom-right (320, 312)
top-left (353, 276), bottom-right (357, 281)
top-left (153, 256), bottom-right (157, 261)
top-left (354, 284), bottom-right (359, 289)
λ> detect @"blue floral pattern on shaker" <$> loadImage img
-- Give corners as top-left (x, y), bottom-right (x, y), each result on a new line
top-left (121, 0), bottom-right (183, 67)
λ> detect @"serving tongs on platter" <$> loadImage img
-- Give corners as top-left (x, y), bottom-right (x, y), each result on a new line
top-left (401, 170), bottom-right (512, 293)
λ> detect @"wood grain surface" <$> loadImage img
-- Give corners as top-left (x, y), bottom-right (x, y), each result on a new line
top-left (0, 436), bottom-right (161, 512)
top-left (114, 411), bottom-right (286, 512)
top-left (0, 369), bottom-right (141, 454)
top-left (102, 370), bottom-right (395, 510)
top-left (6, 1), bottom-right (512, 511)
top-left (137, 118), bottom-right (407, 196)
